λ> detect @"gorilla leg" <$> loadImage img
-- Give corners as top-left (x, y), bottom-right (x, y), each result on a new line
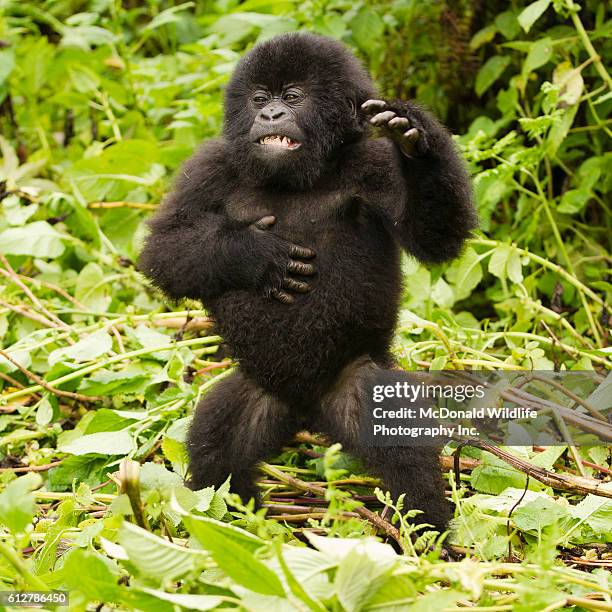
top-left (187, 369), bottom-right (295, 504)
top-left (312, 357), bottom-right (451, 531)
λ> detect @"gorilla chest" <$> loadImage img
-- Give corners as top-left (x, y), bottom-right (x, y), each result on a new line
top-left (225, 187), bottom-right (362, 240)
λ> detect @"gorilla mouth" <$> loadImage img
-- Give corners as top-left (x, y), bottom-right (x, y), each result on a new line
top-left (258, 135), bottom-right (301, 149)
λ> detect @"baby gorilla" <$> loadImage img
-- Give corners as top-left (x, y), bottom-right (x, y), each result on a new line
top-left (139, 32), bottom-right (476, 531)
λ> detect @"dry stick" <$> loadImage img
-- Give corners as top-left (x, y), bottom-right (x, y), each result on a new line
top-left (0, 370), bottom-right (27, 389)
top-left (260, 462), bottom-right (401, 546)
top-left (0, 460), bottom-right (62, 473)
top-left (529, 373), bottom-right (607, 422)
top-left (0, 348), bottom-right (103, 403)
top-left (0, 256), bottom-right (73, 333)
top-left (462, 440), bottom-right (612, 499)
top-left (504, 388), bottom-right (611, 439)
top-left (17, 273), bottom-right (87, 309)
top-left (0, 299), bottom-right (59, 329)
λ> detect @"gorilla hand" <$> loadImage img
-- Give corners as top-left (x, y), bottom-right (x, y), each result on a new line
top-left (250, 215), bottom-right (316, 305)
top-left (361, 99), bottom-right (427, 158)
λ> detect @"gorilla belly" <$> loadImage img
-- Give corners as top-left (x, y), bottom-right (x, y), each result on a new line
top-left (208, 234), bottom-right (400, 399)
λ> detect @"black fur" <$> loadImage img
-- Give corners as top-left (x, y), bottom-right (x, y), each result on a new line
top-left (139, 32), bottom-right (477, 531)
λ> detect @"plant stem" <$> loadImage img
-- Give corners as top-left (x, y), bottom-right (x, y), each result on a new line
top-left (0, 540), bottom-right (49, 590)
top-left (0, 336), bottom-right (222, 403)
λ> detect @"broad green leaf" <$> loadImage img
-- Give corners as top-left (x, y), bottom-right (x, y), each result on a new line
top-left (350, 8), bottom-right (384, 54)
top-left (475, 56), bottom-right (510, 96)
top-left (139, 462), bottom-right (182, 490)
top-left (136, 588), bottom-right (222, 611)
top-left (62, 548), bottom-right (121, 602)
top-left (335, 549), bottom-right (396, 612)
top-left (185, 514), bottom-right (265, 553)
top-left (183, 515), bottom-right (284, 596)
top-left (48, 330), bottom-right (113, 365)
top-left (78, 364), bottom-right (159, 396)
top-left (0, 473), bottom-right (42, 533)
top-left (59, 430), bottom-right (135, 456)
top-left (75, 262), bottom-right (111, 312)
top-left (518, 0), bottom-right (551, 32)
top-left (119, 522), bottom-right (208, 581)
top-left (431, 277), bottom-right (455, 308)
top-left (522, 38), bottom-right (552, 77)
top-left (445, 247), bottom-right (483, 301)
top-left (513, 496), bottom-right (568, 532)
top-left (570, 484), bottom-right (612, 537)
top-left (0, 221), bottom-right (65, 258)
top-left (0, 48), bottom-right (15, 86)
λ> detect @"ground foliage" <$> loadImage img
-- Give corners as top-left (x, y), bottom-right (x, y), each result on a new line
top-left (0, 0), bottom-right (611, 610)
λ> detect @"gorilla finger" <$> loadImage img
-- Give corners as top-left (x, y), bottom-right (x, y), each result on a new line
top-left (288, 244), bottom-right (316, 259)
top-left (370, 111), bottom-right (397, 126)
top-left (388, 117), bottom-right (410, 130)
top-left (270, 288), bottom-right (295, 305)
top-left (361, 99), bottom-right (387, 114)
top-left (287, 260), bottom-right (316, 276)
top-left (282, 277), bottom-right (311, 293)
top-left (404, 128), bottom-right (420, 143)
top-left (253, 215), bottom-right (276, 230)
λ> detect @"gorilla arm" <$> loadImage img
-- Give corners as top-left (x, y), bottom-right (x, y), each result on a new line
top-left (361, 100), bottom-right (477, 264)
top-left (138, 141), bottom-right (315, 303)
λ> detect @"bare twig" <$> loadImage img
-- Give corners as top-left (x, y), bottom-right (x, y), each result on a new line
top-left (0, 348), bottom-right (103, 402)
top-left (0, 299), bottom-right (60, 329)
top-left (260, 462), bottom-right (401, 546)
top-left (461, 440), bottom-right (612, 499)
top-left (0, 460), bottom-right (62, 473)
top-left (0, 255), bottom-right (73, 333)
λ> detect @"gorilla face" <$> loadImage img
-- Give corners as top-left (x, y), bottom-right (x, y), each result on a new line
top-left (223, 33), bottom-right (377, 189)
top-left (248, 85), bottom-right (307, 155)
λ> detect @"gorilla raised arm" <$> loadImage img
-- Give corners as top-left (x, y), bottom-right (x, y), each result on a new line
top-left (139, 33), bottom-right (476, 532)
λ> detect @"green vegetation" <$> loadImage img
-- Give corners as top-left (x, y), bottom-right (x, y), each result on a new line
top-left (0, 1), bottom-right (610, 609)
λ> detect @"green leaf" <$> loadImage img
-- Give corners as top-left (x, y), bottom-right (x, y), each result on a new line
top-left (186, 514), bottom-right (265, 553)
top-left (0, 221), bottom-right (65, 258)
top-left (58, 430), bottom-right (135, 456)
top-left (558, 188), bottom-right (589, 214)
top-left (488, 244), bottom-right (523, 284)
top-left (445, 247), bottom-right (483, 301)
top-left (0, 48), bottom-right (15, 87)
top-left (518, 0), bottom-right (551, 32)
top-left (139, 462), bottom-right (182, 490)
top-left (48, 330), bottom-right (113, 365)
top-left (522, 38), bottom-right (553, 77)
top-left (0, 473), bottom-right (42, 533)
top-left (78, 364), bottom-right (158, 396)
top-left (119, 522), bottom-right (208, 581)
top-left (62, 548), bottom-right (121, 602)
top-left (475, 56), bottom-right (510, 96)
top-left (74, 262), bottom-right (111, 313)
top-left (350, 8), bottom-right (384, 55)
top-left (570, 484), bottom-right (612, 537)
top-left (513, 496), bottom-right (568, 532)
top-left (47, 455), bottom-right (108, 491)
top-left (335, 549), bottom-right (396, 612)
top-left (136, 588), bottom-right (222, 611)
top-left (183, 515), bottom-right (284, 596)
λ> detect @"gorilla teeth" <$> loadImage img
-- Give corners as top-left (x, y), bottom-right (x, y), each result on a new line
top-left (259, 135), bottom-right (300, 149)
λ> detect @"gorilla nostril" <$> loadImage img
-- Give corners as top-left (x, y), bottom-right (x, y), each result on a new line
top-left (261, 108), bottom-right (286, 121)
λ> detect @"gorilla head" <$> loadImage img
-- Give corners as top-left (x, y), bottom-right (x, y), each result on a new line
top-left (223, 32), bottom-right (377, 188)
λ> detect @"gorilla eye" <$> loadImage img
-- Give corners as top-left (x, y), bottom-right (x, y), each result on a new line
top-left (283, 90), bottom-right (302, 102)
top-left (252, 93), bottom-right (269, 104)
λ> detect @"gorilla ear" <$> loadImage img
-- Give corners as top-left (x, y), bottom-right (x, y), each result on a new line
top-left (347, 98), bottom-right (357, 118)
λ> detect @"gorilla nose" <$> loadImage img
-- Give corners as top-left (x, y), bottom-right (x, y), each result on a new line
top-left (260, 107), bottom-right (286, 121)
